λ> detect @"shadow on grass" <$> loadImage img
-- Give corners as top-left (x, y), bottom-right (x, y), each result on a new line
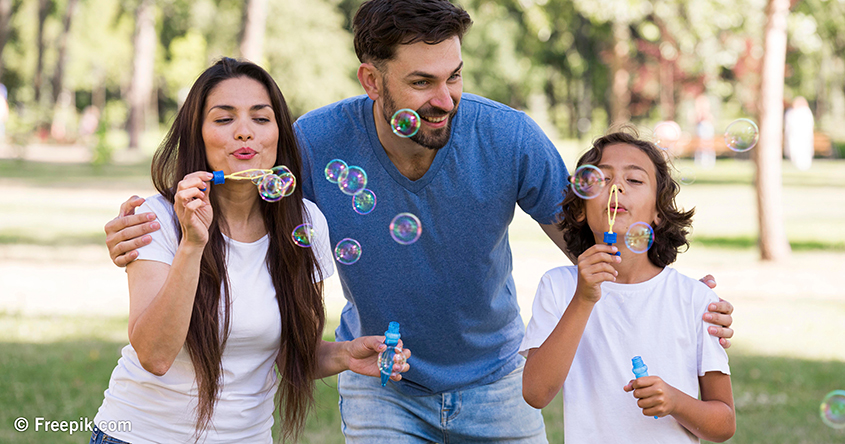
top-left (1, 339), bottom-right (843, 444)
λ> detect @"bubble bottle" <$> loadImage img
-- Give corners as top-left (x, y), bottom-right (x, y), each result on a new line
top-left (604, 184), bottom-right (621, 256)
top-left (631, 356), bottom-right (658, 419)
top-left (378, 321), bottom-right (406, 387)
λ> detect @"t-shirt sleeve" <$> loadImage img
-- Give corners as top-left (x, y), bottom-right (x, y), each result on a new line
top-left (515, 114), bottom-right (569, 225)
top-left (697, 288), bottom-right (731, 376)
top-left (303, 199), bottom-right (334, 282)
top-left (134, 195), bottom-right (179, 266)
top-left (519, 268), bottom-right (570, 357)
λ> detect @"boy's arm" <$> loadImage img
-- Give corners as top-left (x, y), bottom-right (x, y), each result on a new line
top-left (625, 371), bottom-right (735, 442)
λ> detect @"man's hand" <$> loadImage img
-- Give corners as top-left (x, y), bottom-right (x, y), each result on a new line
top-left (699, 275), bottom-right (734, 349)
top-left (105, 196), bottom-right (160, 267)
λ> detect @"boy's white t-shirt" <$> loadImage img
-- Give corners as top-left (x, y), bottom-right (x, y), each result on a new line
top-left (94, 194), bottom-right (334, 444)
top-left (520, 266), bottom-right (730, 444)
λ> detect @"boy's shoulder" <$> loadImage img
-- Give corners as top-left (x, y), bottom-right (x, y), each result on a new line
top-left (663, 267), bottom-right (720, 304)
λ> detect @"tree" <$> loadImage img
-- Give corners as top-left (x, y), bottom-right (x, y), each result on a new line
top-left (127, 0), bottom-right (156, 150)
top-left (755, 0), bottom-right (791, 261)
top-left (239, 0), bottom-right (268, 63)
top-left (0, 0), bottom-right (14, 78)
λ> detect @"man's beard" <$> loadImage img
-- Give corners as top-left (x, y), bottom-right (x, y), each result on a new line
top-left (381, 82), bottom-right (456, 151)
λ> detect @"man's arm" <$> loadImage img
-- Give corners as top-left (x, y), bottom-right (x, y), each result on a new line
top-left (539, 222), bottom-right (575, 264)
top-left (105, 196), bottom-right (161, 267)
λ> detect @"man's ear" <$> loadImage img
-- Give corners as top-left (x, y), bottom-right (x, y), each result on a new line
top-left (357, 63), bottom-right (381, 101)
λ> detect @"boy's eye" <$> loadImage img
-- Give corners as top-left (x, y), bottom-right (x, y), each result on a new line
top-left (628, 179), bottom-right (643, 184)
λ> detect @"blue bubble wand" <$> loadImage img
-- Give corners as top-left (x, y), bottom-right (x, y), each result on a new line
top-left (378, 322), bottom-right (403, 387)
top-left (632, 356), bottom-right (658, 419)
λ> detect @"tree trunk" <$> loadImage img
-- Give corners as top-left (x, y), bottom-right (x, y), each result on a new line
top-left (755, 0), bottom-right (791, 261)
top-left (0, 0), bottom-right (13, 79)
top-left (239, 0), bottom-right (268, 63)
top-left (34, 0), bottom-right (51, 103)
top-left (127, 0), bottom-right (156, 150)
top-left (609, 21), bottom-right (631, 125)
top-left (51, 0), bottom-right (79, 104)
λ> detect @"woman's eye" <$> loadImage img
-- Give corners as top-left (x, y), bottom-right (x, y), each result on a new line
top-left (628, 179), bottom-right (643, 184)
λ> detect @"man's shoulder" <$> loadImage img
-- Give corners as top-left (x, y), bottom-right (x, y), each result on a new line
top-left (296, 95), bottom-right (369, 129)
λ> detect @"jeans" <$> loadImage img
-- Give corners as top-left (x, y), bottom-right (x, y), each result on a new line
top-left (338, 361), bottom-right (547, 443)
top-left (88, 426), bottom-right (131, 444)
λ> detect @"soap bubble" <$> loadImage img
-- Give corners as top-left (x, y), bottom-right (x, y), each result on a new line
top-left (325, 159), bottom-right (348, 183)
top-left (277, 172), bottom-right (296, 197)
top-left (389, 213), bottom-right (422, 245)
top-left (258, 174), bottom-right (284, 202)
top-left (291, 224), bottom-right (315, 247)
top-left (339, 165), bottom-right (368, 195)
top-left (653, 121), bottom-right (682, 150)
top-left (569, 165), bottom-right (605, 199)
top-left (334, 238), bottom-right (362, 265)
top-left (724, 119), bottom-right (759, 152)
top-left (677, 167), bottom-right (696, 185)
top-left (390, 109), bottom-right (421, 138)
top-left (352, 189), bottom-right (377, 215)
top-left (820, 390), bottom-right (845, 429)
top-left (625, 222), bottom-right (654, 254)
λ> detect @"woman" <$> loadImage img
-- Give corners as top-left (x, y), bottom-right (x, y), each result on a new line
top-left (90, 58), bottom-right (410, 444)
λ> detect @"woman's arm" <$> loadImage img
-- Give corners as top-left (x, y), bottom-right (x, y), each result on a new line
top-left (127, 172), bottom-right (213, 376)
top-left (625, 372), bottom-right (735, 442)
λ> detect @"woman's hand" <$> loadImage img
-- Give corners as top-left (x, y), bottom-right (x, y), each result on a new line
top-left (574, 244), bottom-right (620, 303)
top-left (173, 172), bottom-right (214, 247)
top-left (345, 336), bottom-right (411, 382)
top-left (624, 375), bottom-right (680, 418)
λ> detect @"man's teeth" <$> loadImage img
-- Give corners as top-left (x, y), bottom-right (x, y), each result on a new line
top-left (422, 116), bottom-right (446, 123)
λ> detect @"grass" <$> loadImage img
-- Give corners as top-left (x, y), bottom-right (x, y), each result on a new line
top-left (0, 314), bottom-right (843, 443)
top-left (1, 153), bottom-right (844, 442)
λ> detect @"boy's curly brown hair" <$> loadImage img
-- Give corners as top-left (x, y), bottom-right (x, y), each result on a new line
top-left (557, 128), bottom-right (694, 268)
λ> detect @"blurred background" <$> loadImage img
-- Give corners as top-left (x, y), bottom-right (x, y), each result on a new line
top-left (0, 0), bottom-right (843, 442)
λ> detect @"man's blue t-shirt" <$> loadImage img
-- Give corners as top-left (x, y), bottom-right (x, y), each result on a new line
top-left (294, 93), bottom-right (568, 396)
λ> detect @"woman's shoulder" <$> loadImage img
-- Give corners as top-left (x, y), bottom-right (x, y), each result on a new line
top-left (138, 194), bottom-right (175, 222)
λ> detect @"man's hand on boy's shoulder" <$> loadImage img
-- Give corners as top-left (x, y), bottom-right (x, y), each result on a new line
top-left (698, 274), bottom-right (734, 350)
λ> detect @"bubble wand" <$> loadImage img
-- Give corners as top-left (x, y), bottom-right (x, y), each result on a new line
top-left (605, 184), bottom-right (621, 256)
top-left (378, 322), bottom-right (407, 387)
top-left (210, 166), bottom-right (296, 202)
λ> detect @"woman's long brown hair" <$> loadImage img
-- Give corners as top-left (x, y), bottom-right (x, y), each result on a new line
top-left (150, 57), bottom-right (325, 442)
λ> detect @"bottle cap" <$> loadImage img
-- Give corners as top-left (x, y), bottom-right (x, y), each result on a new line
top-left (212, 170), bottom-right (225, 185)
top-left (384, 321), bottom-right (401, 345)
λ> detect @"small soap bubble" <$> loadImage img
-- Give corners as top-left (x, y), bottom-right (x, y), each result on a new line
top-left (389, 213), bottom-right (422, 245)
top-left (820, 390), bottom-right (845, 429)
top-left (339, 165), bottom-right (368, 195)
top-left (258, 174), bottom-right (283, 202)
top-left (272, 165), bottom-right (292, 177)
top-left (390, 109), bottom-right (421, 138)
top-left (334, 238), bottom-right (362, 265)
top-left (569, 165), bottom-right (605, 199)
top-left (278, 172), bottom-right (296, 197)
top-left (291, 223), bottom-right (316, 247)
top-left (352, 189), bottom-right (377, 215)
top-left (625, 222), bottom-right (654, 254)
top-left (677, 167), bottom-right (696, 185)
top-left (248, 170), bottom-right (268, 185)
top-left (325, 159), bottom-right (348, 183)
top-left (724, 119), bottom-right (759, 152)
top-left (653, 121), bottom-right (682, 150)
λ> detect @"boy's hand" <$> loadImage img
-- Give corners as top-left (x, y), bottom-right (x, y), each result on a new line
top-left (574, 244), bottom-right (620, 303)
top-left (624, 375), bottom-right (679, 418)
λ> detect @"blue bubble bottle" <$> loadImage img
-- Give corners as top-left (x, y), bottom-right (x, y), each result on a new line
top-left (632, 356), bottom-right (658, 419)
top-left (378, 322), bottom-right (404, 387)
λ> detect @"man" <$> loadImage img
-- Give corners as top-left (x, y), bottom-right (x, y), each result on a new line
top-left (105, 1), bottom-right (734, 441)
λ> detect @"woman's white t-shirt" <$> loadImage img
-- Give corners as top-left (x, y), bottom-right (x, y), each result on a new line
top-left (94, 194), bottom-right (334, 443)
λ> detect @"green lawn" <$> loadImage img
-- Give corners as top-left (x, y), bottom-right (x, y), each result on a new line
top-left (1, 154), bottom-right (844, 443)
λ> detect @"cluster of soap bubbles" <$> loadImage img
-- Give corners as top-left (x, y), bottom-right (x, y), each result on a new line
top-left (821, 390), bottom-right (845, 429)
top-left (390, 109), bottom-right (421, 138)
top-left (321, 159), bottom-right (424, 265)
top-left (325, 159), bottom-right (370, 197)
